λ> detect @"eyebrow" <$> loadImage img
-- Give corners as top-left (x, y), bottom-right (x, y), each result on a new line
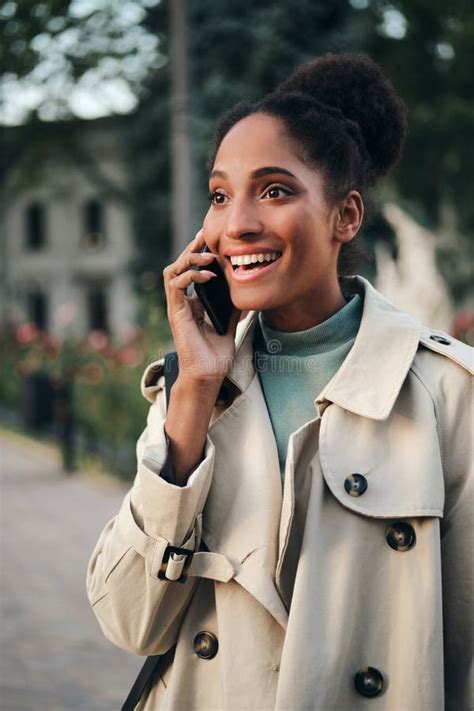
top-left (209, 166), bottom-right (298, 181)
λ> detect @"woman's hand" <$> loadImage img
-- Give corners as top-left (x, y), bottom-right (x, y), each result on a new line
top-left (163, 229), bottom-right (241, 385)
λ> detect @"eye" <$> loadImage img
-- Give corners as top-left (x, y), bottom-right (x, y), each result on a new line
top-left (208, 191), bottom-right (227, 205)
top-left (262, 185), bottom-right (293, 199)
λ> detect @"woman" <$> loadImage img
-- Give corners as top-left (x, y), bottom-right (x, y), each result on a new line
top-left (87, 53), bottom-right (473, 710)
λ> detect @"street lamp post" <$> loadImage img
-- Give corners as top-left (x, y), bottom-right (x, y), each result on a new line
top-left (170, 0), bottom-right (193, 259)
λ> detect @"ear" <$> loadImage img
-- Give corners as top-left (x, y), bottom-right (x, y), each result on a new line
top-left (333, 191), bottom-right (364, 244)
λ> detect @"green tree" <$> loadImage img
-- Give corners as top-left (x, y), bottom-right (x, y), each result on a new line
top-left (0, 0), bottom-right (161, 121)
top-left (363, 0), bottom-right (474, 302)
top-left (2, 0), bottom-right (472, 306)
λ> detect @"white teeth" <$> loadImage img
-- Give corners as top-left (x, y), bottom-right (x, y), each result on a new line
top-left (230, 252), bottom-right (280, 266)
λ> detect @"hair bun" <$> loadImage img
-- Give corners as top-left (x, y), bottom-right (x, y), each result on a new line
top-left (276, 52), bottom-right (407, 179)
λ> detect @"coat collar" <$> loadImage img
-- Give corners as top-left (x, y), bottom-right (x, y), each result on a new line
top-left (224, 275), bottom-right (423, 421)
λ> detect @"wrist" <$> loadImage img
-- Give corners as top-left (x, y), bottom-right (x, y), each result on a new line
top-left (174, 372), bottom-right (223, 396)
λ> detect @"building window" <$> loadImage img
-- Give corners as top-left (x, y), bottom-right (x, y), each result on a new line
top-left (87, 286), bottom-right (109, 332)
top-left (83, 199), bottom-right (106, 250)
top-left (25, 203), bottom-right (47, 250)
top-left (27, 290), bottom-right (48, 330)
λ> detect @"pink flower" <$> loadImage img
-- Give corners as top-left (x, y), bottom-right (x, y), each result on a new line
top-left (116, 345), bottom-right (143, 367)
top-left (121, 326), bottom-right (144, 343)
top-left (452, 312), bottom-right (473, 334)
top-left (15, 322), bottom-right (40, 344)
top-left (450, 311), bottom-right (474, 346)
top-left (87, 330), bottom-right (109, 351)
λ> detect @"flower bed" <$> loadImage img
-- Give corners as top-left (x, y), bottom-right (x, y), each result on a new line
top-left (0, 318), bottom-right (171, 479)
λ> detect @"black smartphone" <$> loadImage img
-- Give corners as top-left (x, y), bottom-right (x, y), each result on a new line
top-left (194, 245), bottom-right (235, 335)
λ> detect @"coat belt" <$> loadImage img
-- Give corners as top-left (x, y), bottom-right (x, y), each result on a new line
top-left (123, 493), bottom-right (236, 584)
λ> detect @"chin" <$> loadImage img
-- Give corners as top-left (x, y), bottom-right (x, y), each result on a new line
top-left (230, 287), bottom-right (281, 313)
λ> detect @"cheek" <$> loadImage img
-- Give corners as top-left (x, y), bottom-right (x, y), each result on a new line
top-left (202, 212), bottom-right (220, 251)
top-left (284, 215), bottom-right (315, 252)
top-left (287, 220), bottom-right (331, 271)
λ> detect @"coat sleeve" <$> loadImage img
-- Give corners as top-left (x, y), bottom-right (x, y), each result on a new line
top-left (143, 432), bottom-right (202, 485)
top-left (86, 361), bottom-right (215, 656)
top-left (435, 355), bottom-right (474, 710)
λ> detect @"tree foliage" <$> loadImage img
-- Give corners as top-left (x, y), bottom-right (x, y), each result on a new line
top-left (0, 0), bottom-right (160, 121)
top-left (363, 0), bottom-right (474, 302)
top-left (2, 0), bottom-right (473, 304)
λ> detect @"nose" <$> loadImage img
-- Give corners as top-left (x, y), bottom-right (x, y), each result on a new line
top-left (224, 198), bottom-right (264, 241)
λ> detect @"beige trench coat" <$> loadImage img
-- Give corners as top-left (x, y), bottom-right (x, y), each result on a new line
top-left (87, 275), bottom-right (473, 711)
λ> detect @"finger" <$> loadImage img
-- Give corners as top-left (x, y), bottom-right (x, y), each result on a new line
top-left (172, 250), bottom-right (219, 277)
top-left (192, 227), bottom-right (204, 245)
top-left (164, 230), bottom-right (205, 275)
top-left (163, 252), bottom-right (219, 291)
top-left (184, 228), bottom-right (206, 254)
top-left (167, 270), bottom-right (216, 308)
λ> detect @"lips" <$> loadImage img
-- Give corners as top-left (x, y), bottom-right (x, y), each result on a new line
top-left (226, 252), bottom-right (283, 283)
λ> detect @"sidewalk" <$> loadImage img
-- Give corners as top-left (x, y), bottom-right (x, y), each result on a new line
top-left (0, 429), bottom-right (142, 711)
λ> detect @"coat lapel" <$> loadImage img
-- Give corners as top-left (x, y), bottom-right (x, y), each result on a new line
top-left (204, 369), bottom-right (289, 628)
top-left (199, 312), bottom-right (288, 628)
top-left (316, 276), bottom-right (422, 420)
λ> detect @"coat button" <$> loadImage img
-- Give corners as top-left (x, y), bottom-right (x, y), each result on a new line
top-left (429, 334), bottom-right (451, 345)
top-left (354, 667), bottom-right (384, 697)
top-left (386, 522), bottom-right (416, 551)
top-left (344, 473), bottom-right (368, 497)
top-left (193, 631), bottom-right (218, 659)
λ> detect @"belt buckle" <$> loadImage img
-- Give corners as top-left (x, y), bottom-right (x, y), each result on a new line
top-left (158, 545), bottom-right (194, 583)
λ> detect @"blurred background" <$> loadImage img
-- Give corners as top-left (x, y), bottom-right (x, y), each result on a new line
top-left (0, 0), bottom-right (473, 708)
top-left (1, 0), bottom-right (474, 471)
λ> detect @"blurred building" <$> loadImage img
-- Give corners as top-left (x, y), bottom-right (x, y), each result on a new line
top-left (1, 116), bottom-right (137, 341)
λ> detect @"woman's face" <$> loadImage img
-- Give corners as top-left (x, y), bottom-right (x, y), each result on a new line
top-left (203, 113), bottom-right (355, 330)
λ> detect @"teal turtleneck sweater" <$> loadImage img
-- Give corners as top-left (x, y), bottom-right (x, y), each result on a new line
top-left (252, 293), bottom-right (363, 480)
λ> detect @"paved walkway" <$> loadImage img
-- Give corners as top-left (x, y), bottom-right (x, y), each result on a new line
top-left (0, 429), bottom-right (142, 711)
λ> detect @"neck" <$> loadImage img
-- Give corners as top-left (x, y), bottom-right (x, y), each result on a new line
top-left (261, 281), bottom-right (347, 332)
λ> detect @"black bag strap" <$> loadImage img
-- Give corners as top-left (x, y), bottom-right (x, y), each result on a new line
top-left (121, 654), bottom-right (162, 711)
top-left (121, 351), bottom-right (179, 711)
top-left (164, 350), bottom-right (179, 409)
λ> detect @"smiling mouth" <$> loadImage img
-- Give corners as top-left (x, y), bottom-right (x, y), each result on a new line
top-left (229, 252), bottom-right (282, 272)
top-left (226, 252), bottom-right (283, 283)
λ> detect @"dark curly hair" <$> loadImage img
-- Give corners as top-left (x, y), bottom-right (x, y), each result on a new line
top-left (207, 53), bottom-right (408, 276)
